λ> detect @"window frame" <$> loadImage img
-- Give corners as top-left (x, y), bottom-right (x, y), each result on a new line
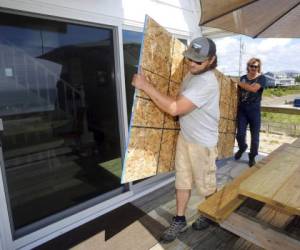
top-left (0, 8), bottom-right (130, 249)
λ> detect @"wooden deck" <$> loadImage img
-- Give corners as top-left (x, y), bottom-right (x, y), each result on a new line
top-left (36, 142), bottom-right (300, 250)
top-left (198, 139), bottom-right (300, 250)
top-left (35, 153), bottom-right (257, 250)
top-left (36, 184), bottom-right (242, 250)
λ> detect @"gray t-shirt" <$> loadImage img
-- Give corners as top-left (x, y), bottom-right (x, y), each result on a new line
top-left (179, 70), bottom-right (220, 147)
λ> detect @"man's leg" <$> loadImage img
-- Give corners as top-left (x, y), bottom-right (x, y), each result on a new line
top-left (160, 191), bottom-right (190, 242)
top-left (235, 107), bottom-right (249, 160)
top-left (161, 134), bottom-right (191, 242)
top-left (176, 189), bottom-right (191, 216)
top-left (190, 144), bottom-right (217, 230)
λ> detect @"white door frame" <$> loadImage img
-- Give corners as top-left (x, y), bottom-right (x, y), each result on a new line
top-left (0, 119), bottom-right (14, 250)
top-left (0, 7), bottom-right (133, 249)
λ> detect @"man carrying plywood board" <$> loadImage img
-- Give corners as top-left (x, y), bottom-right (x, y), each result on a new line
top-left (122, 16), bottom-right (237, 183)
top-left (132, 36), bottom-right (221, 242)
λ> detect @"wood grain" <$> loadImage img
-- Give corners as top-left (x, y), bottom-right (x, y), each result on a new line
top-left (239, 146), bottom-right (300, 215)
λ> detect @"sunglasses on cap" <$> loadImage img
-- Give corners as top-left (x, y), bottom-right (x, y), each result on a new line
top-left (249, 64), bottom-right (259, 69)
top-left (187, 58), bottom-right (203, 65)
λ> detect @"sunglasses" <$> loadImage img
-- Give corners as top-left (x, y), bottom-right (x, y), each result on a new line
top-left (249, 64), bottom-right (259, 69)
top-left (187, 58), bottom-right (203, 65)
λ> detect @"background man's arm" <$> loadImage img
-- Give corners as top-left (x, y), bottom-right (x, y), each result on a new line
top-left (238, 82), bottom-right (262, 93)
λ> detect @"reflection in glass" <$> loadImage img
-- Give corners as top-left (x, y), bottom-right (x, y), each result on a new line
top-left (0, 12), bottom-right (123, 232)
top-left (122, 30), bottom-right (143, 124)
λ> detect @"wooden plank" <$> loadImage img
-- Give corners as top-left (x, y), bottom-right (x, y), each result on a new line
top-left (261, 106), bottom-right (300, 115)
top-left (272, 166), bottom-right (300, 214)
top-left (198, 167), bottom-right (255, 222)
top-left (239, 146), bottom-right (300, 216)
top-left (220, 212), bottom-right (300, 250)
top-left (198, 144), bottom-right (289, 222)
top-left (232, 205), bottom-right (294, 249)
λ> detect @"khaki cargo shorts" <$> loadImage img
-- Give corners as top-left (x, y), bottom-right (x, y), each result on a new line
top-left (175, 133), bottom-right (217, 197)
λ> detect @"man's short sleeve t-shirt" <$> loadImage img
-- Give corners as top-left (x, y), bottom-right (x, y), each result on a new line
top-left (179, 70), bottom-right (220, 147)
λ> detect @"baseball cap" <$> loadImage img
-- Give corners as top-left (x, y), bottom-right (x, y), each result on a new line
top-left (183, 37), bottom-right (216, 63)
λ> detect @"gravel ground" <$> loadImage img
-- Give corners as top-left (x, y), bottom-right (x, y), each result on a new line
top-left (235, 131), bottom-right (297, 154)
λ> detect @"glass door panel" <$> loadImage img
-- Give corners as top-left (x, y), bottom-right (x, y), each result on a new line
top-left (0, 12), bottom-right (123, 232)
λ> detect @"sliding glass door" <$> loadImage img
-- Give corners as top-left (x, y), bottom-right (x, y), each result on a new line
top-left (0, 12), bottom-right (123, 235)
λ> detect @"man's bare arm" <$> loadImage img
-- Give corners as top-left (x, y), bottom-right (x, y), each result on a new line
top-left (132, 73), bottom-right (196, 116)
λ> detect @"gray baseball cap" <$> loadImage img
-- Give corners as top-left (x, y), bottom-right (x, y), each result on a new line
top-left (183, 37), bottom-right (216, 62)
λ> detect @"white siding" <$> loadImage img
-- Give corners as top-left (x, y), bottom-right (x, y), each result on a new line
top-left (0, 0), bottom-right (201, 36)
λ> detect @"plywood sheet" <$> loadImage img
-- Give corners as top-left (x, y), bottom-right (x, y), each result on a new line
top-left (121, 16), bottom-right (238, 183)
top-left (121, 16), bottom-right (182, 183)
top-left (157, 130), bottom-right (179, 173)
top-left (215, 70), bottom-right (238, 159)
top-left (170, 38), bottom-right (186, 83)
top-left (124, 127), bottom-right (162, 182)
top-left (137, 70), bottom-right (169, 99)
top-left (141, 18), bottom-right (172, 79)
top-left (240, 145), bottom-right (300, 215)
top-left (132, 97), bottom-right (164, 128)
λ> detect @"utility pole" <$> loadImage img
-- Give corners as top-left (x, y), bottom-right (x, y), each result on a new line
top-left (238, 36), bottom-right (244, 77)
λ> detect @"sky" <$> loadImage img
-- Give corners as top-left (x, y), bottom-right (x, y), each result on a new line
top-left (214, 35), bottom-right (300, 76)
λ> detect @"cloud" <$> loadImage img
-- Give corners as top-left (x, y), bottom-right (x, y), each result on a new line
top-left (214, 35), bottom-right (300, 76)
top-left (214, 36), bottom-right (241, 75)
top-left (256, 38), bottom-right (292, 52)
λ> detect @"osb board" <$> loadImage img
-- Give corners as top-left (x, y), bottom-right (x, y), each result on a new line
top-left (121, 16), bottom-right (238, 183)
top-left (198, 144), bottom-right (289, 222)
top-left (121, 16), bottom-right (183, 183)
top-left (239, 145), bottom-right (300, 216)
top-left (215, 69), bottom-right (238, 159)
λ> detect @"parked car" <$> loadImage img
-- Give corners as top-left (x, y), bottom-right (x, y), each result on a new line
top-left (294, 98), bottom-right (300, 107)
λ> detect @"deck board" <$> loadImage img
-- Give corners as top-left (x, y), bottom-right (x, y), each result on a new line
top-left (232, 205), bottom-right (294, 250)
top-left (239, 145), bottom-right (300, 216)
top-left (221, 211), bottom-right (298, 250)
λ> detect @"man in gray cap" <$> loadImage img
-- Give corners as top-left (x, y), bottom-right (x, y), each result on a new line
top-left (132, 37), bottom-right (219, 242)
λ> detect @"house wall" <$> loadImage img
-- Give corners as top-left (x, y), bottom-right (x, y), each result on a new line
top-left (0, 1), bottom-right (201, 249)
top-left (0, 0), bottom-right (201, 36)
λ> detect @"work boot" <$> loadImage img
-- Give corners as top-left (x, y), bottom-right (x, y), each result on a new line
top-left (234, 145), bottom-right (248, 160)
top-left (248, 153), bottom-right (256, 167)
top-left (192, 216), bottom-right (215, 230)
top-left (160, 217), bottom-right (188, 242)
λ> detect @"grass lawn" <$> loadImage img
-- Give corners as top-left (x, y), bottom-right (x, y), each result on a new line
top-left (263, 86), bottom-right (300, 97)
top-left (262, 112), bottom-right (300, 124)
